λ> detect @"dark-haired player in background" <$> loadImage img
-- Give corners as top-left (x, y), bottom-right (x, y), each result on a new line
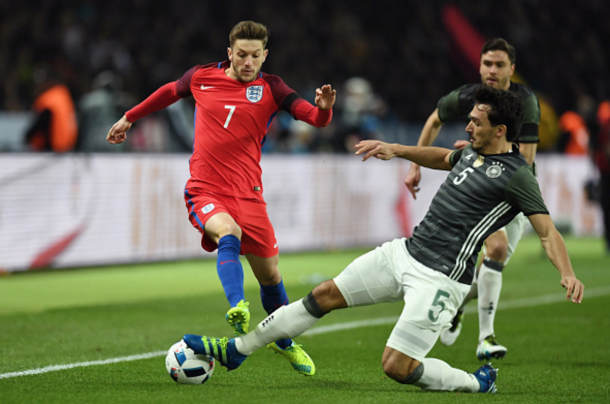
top-left (106, 20), bottom-right (336, 376)
top-left (404, 38), bottom-right (540, 360)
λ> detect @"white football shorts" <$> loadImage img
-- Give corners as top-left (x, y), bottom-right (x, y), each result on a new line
top-left (333, 238), bottom-right (470, 361)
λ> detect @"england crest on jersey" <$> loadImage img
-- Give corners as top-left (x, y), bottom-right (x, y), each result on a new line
top-left (246, 86), bottom-right (263, 103)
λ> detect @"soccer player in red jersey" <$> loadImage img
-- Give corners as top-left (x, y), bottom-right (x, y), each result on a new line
top-left (106, 21), bottom-right (336, 376)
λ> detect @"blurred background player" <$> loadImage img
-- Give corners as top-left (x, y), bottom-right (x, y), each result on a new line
top-left (77, 70), bottom-right (133, 152)
top-left (106, 20), bottom-right (336, 376)
top-left (330, 76), bottom-right (388, 153)
top-left (592, 100), bottom-right (610, 254)
top-left (184, 85), bottom-right (584, 394)
top-left (403, 38), bottom-right (541, 360)
top-left (24, 69), bottom-right (78, 152)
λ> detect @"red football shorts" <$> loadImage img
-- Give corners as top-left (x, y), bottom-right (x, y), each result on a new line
top-left (184, 189), bottom-right (279, 258)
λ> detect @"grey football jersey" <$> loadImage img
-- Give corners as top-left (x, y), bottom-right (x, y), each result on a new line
top-left (405, 144), bottom-right (548, 284)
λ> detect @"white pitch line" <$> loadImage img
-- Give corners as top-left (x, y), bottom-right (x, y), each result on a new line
top-left (2, 286), bottom-right (608, 380)
top-left (0, 351), bottom-right (166, 380)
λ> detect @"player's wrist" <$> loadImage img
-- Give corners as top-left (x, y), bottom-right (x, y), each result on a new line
top-left (124, 112), bottom-right (136, 124)
top-left (392, 143), bottom-right (407, 159)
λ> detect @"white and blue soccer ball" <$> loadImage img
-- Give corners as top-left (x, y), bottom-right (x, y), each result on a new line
top-left (165, 339), bottom-right (215, 384)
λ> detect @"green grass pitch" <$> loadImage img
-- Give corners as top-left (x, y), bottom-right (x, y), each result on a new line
top-left (1, 236), bottom-right (609, 403)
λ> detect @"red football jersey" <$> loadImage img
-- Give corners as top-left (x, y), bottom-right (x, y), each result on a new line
top-left (176, 61), bottom-right (300, 200)
top-left (125, 60), bottom-right (332, 200)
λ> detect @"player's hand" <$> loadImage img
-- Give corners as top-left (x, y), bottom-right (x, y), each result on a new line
top-left (107, 115), bottom-right (132, 145)
top-left (355, 140), bottom-right (395, 161)
top-left (404, 164), bottom-right (421, 199)
top-left (560, 276), bottom-right (584, 304)
top-left (454, 140), bottom-right (470, 150)
top-left (315, 84), bottom-right (337, 111)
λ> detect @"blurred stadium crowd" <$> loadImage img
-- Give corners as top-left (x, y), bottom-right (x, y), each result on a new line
top-left (1, 0), bottom-right (609, 153)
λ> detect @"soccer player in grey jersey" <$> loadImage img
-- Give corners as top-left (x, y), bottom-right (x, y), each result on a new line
top-left (406, 141), bottom-right (547, 285)
top-left (405, 38), bottom-right (541, 359)
top-left (182, 85), bottom-right (584, 394)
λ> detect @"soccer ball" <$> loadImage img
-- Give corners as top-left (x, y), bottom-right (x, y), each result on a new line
top-left (165, 339), bottom-right (215, 384)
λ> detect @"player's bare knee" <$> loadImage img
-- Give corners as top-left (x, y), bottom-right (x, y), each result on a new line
top-left (484, 238), bottom-right (508, 262)
top-left (382, 346), bottom-right (421, 383)
top-left (219, 222), bottom-right (242, 240)
top-left (255, 268), bottom-right (281, 285)
top-left (382, 354), bottom-right (418, 382)
top-left (382, 357), bottom-right (407, 381)
top-left (311, 280), bottom-right (347, 312)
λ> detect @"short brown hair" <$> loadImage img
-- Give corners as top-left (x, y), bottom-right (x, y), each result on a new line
top-left (474, 85), bottom-right (525, 141)
top-left (481, 38), bottom-right (516, 65)
top-left (229, 21), bottom-right (269, 48)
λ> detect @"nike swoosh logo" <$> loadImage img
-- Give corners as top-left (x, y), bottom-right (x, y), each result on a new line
top-left (200, 85), bottom-right (214, 90)
top-left (273, 299), bottom-right (289, 308)
top-left (219, 260), bottom-right (239, 265)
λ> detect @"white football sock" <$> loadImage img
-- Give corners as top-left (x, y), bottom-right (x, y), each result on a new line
top-left (477, 260), bottom-right (503, 342)
top-left (415, 358), bottom-right (480, 392)
top-left (235, 299), bottom-right (319, 355)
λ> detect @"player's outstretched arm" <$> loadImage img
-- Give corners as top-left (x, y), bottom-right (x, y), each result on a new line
top-left (107, 115), bottom-right (132, 144)
top-left (355, 140), bottom-right (453, 170)
top-left (404, 109), bottom-right (444, 199)
top-left (314, 84), bottom-right (337, 111)
top-left (107, 82), bottom-right (183, 145)
top-left (528, 214), bottom-right (585, 303)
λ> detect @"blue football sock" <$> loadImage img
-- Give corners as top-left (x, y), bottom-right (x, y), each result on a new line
top-left (217, 235), bottom-right (244, 308)
top-left (260, 280), bottom-right (292, 349)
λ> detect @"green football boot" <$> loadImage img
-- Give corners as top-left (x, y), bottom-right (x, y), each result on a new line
top-left (267, 341), bottom-right (315, 376)
top-left (226, 300), bottom-right (250, 336)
